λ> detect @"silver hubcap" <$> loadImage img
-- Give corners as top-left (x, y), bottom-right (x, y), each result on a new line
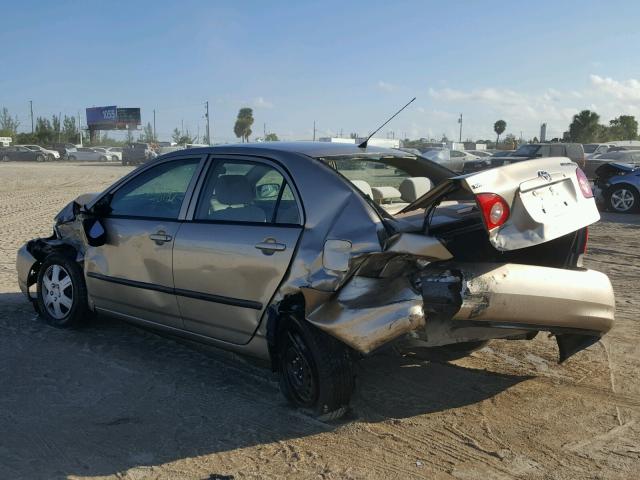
top-left (42, 265), bottom-right (73, 320)
top-left (611, 189), bottom-right (635, 211)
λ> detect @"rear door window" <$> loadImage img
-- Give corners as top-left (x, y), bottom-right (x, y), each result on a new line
top-left (195, 160), bottom-right (301, 225)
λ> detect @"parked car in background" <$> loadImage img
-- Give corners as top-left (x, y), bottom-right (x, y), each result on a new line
top-left (23, 145), bottom-right (60, 161)
top-left (122, 142), bottom-right (158, 165)
top-left (583, 143), bottom-right (612, 159)
top-left (49, 143), bottom-right (78, 160)
top-left (584, 150), bottom-right (640, 180)
top-left (465, 149), bottom-right (492, 158)
top-left (91, 147), bottom-right (118, 161)
top-left (465, 144), bottom-right (585, 174)
top-left (104, 147), bottom-right (123, 162)
top-left (421, 148), bottom-right (480, 172)
top-left (67, 147), bottom-right (110, 162)
top-left (1, 145), bottom-right (48, 162)
top-left (17, 142), bottom-right (614, 418)
top-left (594, 162), bottom-right (640, 213)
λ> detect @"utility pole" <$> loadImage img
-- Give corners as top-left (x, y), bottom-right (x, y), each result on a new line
top-left (181, 119), bottom-right (184, 137)
top-left (313, 120), bottom-right (316, 141)
top-left (58, 111), bottom-right (62, 142)
top-left (29, 100), bottom-right (34, 133)
top-left (153, 109), bottom-right (156, 142)
top-left (204, 101), bottom-right (210, 145)
top-left (77, 111), bottom-right (83, 146)
top-left (458, 113), bottom-right (463, 143)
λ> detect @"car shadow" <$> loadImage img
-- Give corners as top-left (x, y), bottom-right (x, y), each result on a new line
top-left (0, 292), bottom-right (529, 479)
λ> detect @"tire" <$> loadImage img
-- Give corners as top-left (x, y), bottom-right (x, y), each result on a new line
top-left (47, 154), bottom-right (54, 162)
top-left (68, 155), bottom-right (77, 161)
top-left (277, 315), bottom-right (354, 420)
top-left (100, 156), bottom-right (108, 162)
top-left (36, 254), bottom-right (89, 328)
top-left (112, 155), bottom-right (118, 162)
top-left (607, 185), bottom-right (639, 213)
top-left (36, 154), bottom-right (45, 162)
top-left (1, 154), bottom-right (9, 162)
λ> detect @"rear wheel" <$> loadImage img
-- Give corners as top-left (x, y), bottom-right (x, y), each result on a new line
top-left (36, 154), bottom-right (45, 162)
top-left (68, 155), bottom-right (77, 161)
top-left (607, 185), bottom-right (639, 213)
top-left (278, 316), bottom-right (354, 420)
top-left (36, 254), bottom-right (89, 328)
top-left (100, 155), bottom-right (108, 162)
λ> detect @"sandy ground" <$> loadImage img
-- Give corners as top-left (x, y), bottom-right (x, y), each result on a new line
top-left (1, 161), bottom-right (639, 480)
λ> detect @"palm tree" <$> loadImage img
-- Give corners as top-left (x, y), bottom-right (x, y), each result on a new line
top-left (494, 120), bottom-right (506, 146)
top-left (234, 108), bottom-right (254, 143)
top-left (569, 110), bottom-right (600, 143)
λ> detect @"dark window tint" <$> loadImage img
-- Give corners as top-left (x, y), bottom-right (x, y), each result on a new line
top-left (195, 160), bottom-right (301, 224)
top-left (109, 159), bottom-right (199, 219)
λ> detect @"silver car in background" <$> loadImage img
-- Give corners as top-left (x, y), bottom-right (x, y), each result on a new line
top-left (16, 142), bottom-right (615, 418)
top-left (67, 147), bottom-right (110, 162)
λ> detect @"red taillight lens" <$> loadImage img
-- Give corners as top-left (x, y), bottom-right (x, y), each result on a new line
top-left (476, 193), bottom-right (510, 230)
top-left (576, 167), bottom-right (593, 198)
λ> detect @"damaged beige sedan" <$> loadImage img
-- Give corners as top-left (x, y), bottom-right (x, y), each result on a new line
top-left (16, 142), bottom-right (615, 419)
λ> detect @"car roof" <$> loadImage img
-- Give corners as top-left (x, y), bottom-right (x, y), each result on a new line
top-left (166, 141), bottom-right (413, 159)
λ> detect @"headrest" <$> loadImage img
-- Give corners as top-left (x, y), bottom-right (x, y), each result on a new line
top-left (217, 175), bottom-right (253, 205)
top-left (399, 177), bottom-right (433, 202)
top-left (371, 186), bottom-right (402, 203)
top-left (351, 180), bottom-right (373, 198)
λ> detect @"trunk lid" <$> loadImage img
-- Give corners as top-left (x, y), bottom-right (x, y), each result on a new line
top-left (401, 157), bottom-right (600, 251)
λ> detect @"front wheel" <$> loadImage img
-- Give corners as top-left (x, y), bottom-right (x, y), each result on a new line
top-left (36, 254), bottom-right (89, 328)
top-left (68, 155), bottom-right (77, 161)
top-left (607, 185), bottom-right (639, 213)
top-left (278, 316), bottom-right (355, 420)
top-left (100, 156), bottom-right (108, 162)
top-left (36, 154), bottom-right (45, 162)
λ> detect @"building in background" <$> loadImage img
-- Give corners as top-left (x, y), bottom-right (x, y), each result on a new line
top-left (540, 123), bottom-right (547, 143)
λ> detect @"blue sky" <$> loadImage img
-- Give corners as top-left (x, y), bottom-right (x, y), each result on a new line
top-left (2, 0), bottom-right (640, 143)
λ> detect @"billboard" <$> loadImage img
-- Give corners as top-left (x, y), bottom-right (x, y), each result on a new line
top-left (116, 108), bottom-right (141, 128)
top-left (86, 106), bottom-right (117, 128)
top-left (86, 106), bottom-right (141, 129)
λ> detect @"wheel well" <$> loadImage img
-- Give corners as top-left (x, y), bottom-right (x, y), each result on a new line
top-left (26, 238), bottom-right (81, 288)
top-left (266, 293), bottom-right (305, 371)
top-left (608, 182), bottom-right (640, 196)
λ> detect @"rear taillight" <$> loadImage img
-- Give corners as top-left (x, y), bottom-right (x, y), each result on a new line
top-left (575, 167), bottom-right (593, 198)
top-left (476, 193), bottom-right (510, 230)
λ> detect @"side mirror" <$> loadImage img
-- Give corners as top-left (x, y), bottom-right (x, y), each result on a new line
top-left (87, 193), bottom-right (113, 217)
top-left (256, 183), bottom-right (280, 199)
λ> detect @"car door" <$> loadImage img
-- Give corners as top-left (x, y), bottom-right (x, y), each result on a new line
top-left (172, 156), bottom-right (304, 344)
top-left (84, 156), bottom-right (205, 328)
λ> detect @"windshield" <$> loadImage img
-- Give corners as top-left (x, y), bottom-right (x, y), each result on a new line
top-left (514, 144), bottom-right (541, 156)
top-left (583, 144), bottom-right (598, 153)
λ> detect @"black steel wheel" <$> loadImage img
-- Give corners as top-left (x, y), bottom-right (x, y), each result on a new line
top-left (278, 315), bottom-right (354, 420)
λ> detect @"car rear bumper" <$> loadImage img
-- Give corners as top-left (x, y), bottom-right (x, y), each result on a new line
top-left (450, 263), bottom-right (615, 335)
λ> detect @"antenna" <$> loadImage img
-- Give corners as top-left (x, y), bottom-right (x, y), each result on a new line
top-left (358, 97), bottom-right (416, 149)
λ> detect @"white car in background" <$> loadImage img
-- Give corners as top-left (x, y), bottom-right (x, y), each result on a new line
top-left (95, 146), bottom-right (123, 161)
top-left (67, 147), bottom-right (110, 162)
top-left (23, 145), bottom-right (60, 161)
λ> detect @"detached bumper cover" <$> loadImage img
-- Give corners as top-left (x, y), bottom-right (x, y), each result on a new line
top-left (16, 244), bottom-right (38, 299)
top-left (452, 263), bottom-right (615, 335)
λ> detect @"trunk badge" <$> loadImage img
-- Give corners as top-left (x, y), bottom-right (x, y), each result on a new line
top-left (537, 170), bottom-right (552, 182)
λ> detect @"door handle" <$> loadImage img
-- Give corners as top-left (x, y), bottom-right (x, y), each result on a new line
top-left (255, 239), bottom-right (286, 255)
top-left (149, 231), bottom-right (172, 245)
